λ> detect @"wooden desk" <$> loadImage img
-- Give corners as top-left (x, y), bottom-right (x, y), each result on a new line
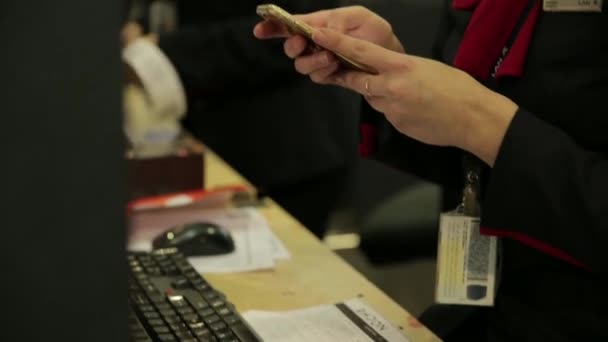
top-left (203, 152), bottom-right (440, 342)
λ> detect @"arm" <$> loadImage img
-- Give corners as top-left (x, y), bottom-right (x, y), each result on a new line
top-left (479, 109), bottom-right (608, 272)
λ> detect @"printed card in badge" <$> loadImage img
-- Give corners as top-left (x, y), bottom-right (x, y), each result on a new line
top-left (435, 212), bottom-right (497, 306)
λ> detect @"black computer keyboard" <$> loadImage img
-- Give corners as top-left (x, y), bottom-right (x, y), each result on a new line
top-left (129, 250), bottom-right (263, 342)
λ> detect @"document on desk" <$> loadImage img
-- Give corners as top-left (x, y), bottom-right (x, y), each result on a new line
top-left (242, 299), bottom-right (411, 342)
top-left (129, 207), bottom-right (289, 273)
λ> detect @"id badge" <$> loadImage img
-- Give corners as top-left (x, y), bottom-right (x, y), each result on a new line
top-left (435, 212), bottom-right (497, 306)
top-left (434, 155), bottom-right (498, 306)
top-left (544, 0), bottom-right (603, 12)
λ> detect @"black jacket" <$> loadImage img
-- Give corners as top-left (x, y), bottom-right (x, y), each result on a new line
top-left (364, 2), bottom-right (608, 341)
top-left (158, 1), bottom-right (359, 187)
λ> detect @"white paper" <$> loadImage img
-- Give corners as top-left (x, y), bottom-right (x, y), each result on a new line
top-left (128, 207), bottom-right (289, 273)
top-left (123, 39), bottom-right (187, 119)
top-left (242, 299), bottom-right (410, 342)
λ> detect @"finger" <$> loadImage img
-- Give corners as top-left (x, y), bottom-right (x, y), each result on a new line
top-left (122, 22), bottom-right (143, 45)
top-left (329, 70), bottom-right (385, 97)
top-left (309, 62), bottom-right (341, 84)
top-left (254, 20), bottom-right (290, 39)
top-left (294, 51), bottom-right (335, 75)
top-left (284, 35), bottom-right (309, 58)
top-left (312, 28), bottom-right (405, 72)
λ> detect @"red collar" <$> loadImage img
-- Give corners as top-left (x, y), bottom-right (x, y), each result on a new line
top-left (452, 0), bottom-right (541, 80)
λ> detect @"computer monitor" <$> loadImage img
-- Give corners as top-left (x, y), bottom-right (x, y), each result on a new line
top-left (1, 1), bottom-right (127, 341)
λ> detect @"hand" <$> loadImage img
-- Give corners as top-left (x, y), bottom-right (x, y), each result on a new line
top-left (253, 6), bottom-right (403, 81)
top-left (121, 22), bottom-right (158, 46)
top-left (308, 29), bottom-right (519, 166)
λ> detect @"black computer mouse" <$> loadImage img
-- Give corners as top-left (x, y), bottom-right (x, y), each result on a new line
top-left (152, 222), bottom-right (235, 257)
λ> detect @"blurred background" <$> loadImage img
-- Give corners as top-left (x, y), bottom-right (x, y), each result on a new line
top-left (125, 0), bottom-right (446, 317)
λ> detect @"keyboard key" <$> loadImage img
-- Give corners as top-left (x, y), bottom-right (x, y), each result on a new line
top-left (164, 316), bottom-right (180, 324)
top-left (192, 327), bottom-right (211, 338)
top-left (210, 322), bottom-right (227, 332)
top-left (198, 308), bottom-right (215, 317)
top-left (155, 302), bottom-right (171, 311)
top-left (130, 331), bottom-right (149, 339)
top-left (148, 318), bottom-right (165, 326)
top-left (216, 307), bottom-right (231, 316)
top-left (191, 300), bottom-right (209, 310)
top-left (139, 304), bottom-right (155, 312)
top-left (216, 330), bottom-right (235, 339)
top-left (195, 283), bottom-right (211, 292)
top-left (160, 308), bottom-right (177, 318)
top-left (231, 323), bottom-right (260, 342)
top-left (148, 294), bottom-right (165, 304)
top-left (143, 283), bottom-right (158, 294)
top-left (191, 277), bottom-right (206, 285)
top-left (185, 271), bottom-right (199, 279)
top-left (131, 293), bottom-right (149, 305)
top-left (157, 333), bottom-right (177, 341)
top-left (138, 255), bottom-right (152, 262)
top-left (143, 311), bottom-right (160, 320)
top-left (197, 337), bottom-right (218, 342)
top-left (164, 266), bottom-right (180, 275)
top-left (153, 254), bottom-right (169, 261)
top-left (175, 331), bottom-right (194, 339)
top-left (168, 323), bottom-right (189, 333)
top-left (201, 291), bottom-right (218, 301)
top-left (171, 277), bottom-right (190, 289)
top-left (177, 307), bottom-right (194, 315)
top-left (210, 300), bottom-right (225, 309)
top-left (223, 315), bottom-right (240, 325)
top-left (159, 259), bottom-right (173, 267)
top-left (182, 313), bottom-right (202, 324)
top-left (153, 325), bottom-right (171, 334)
top-left (146, 267), bottom-right (162, 276)
top-left (188, 322), bottom-right (204, 329)
top-left (168, 296), bottom-right (188, 308)
top-left (141, 260), bottom-right (156, 268)
top-left (203, 315), bottom-right (220, 325)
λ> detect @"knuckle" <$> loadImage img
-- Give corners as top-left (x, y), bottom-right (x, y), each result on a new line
top-left (385, 79), bottom-right (402, 97)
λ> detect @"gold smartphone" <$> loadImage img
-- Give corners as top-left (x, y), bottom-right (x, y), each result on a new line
top-left (256, 4), bottom-right (378, 74)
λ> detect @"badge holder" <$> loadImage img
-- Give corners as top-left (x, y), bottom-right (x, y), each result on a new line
top-left (434, 157), bottom-right (498, 306)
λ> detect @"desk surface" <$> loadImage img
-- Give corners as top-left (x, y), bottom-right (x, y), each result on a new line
top-left (203, 152), bottom-right (440, 342)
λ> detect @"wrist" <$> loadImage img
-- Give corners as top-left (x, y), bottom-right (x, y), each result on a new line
top-left (462, 88), bottom-right (518, 166)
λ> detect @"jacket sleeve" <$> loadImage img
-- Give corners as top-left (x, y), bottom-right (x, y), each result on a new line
top-left (359, 101), bottom-right (464, 209)
top-left (157, 1), bottom-right (338, 99)
top-left (481, 109), bottom-right (608, 272)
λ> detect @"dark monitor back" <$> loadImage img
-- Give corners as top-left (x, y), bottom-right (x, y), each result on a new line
top-left (0, 1), bottom-right (127, 341)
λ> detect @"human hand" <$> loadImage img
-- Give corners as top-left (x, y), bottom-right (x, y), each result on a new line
top-left (307, 28), bottom-right (518, 166)
top-left (254, 6), bottom-right (403, 80)
top-left (121, 22), bottom-right (158, 46)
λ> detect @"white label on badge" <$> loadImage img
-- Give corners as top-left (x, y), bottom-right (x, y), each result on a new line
top-left (435, 213), bottom-right (497, 306)
top-left (544, 0), bottom-right (603, 12)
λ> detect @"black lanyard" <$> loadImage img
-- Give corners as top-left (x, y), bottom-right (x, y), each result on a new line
top-left (461, 0), bottom-right (538, 215)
